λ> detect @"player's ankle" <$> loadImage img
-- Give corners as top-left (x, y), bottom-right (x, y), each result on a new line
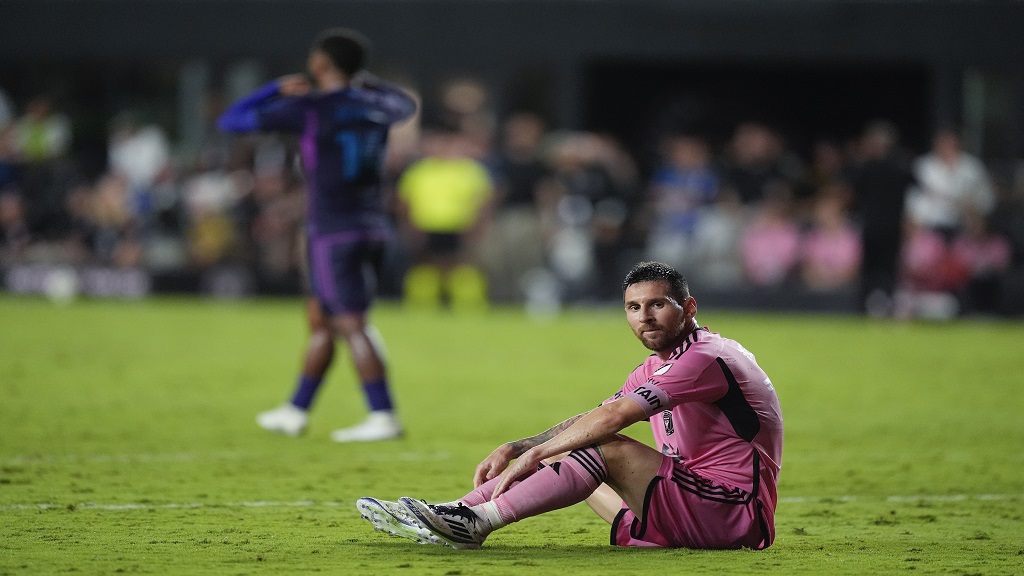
top-left (472, 501), bottom-right (505, 531)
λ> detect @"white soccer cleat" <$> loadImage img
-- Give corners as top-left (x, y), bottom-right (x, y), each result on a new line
top-left (330, 411), bottom-right (402, 443)
top-left (399, 497), bottom-right (490, 550)
top-left (356, 497), bottom-right (432, 545)
top-left (256, 403), bottom-right (308, 437)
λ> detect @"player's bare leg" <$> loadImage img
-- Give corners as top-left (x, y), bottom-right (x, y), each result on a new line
top-left (301, 298), bottom-right (336, 380)
top-left (589, 434), bottom-right (665, 522)
top-left (256, 298), bottom-right (335, 436)
top-left (329, 312), bottom-right (402, 442)
top-left (584, 483), bottom-right (624, 524)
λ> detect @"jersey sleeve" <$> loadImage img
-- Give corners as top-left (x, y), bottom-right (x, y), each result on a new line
top-left (217, 81), bottom-right (306, 133)
top-left (621, 341), bottom-right (728, 418)
top-left (601, 362), bottom-right (648, 407)
top-left (377, 85), bottom-right (417, 124)
top-left (356, 78), bottom-right (417, 124)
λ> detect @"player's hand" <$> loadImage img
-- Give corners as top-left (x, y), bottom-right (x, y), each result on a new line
top-left (277, 74), bottom-right (312, 96)
top-left (491, 447), bottom-right (543, 499)
top-left (473, 444), bottom-right (515, 487)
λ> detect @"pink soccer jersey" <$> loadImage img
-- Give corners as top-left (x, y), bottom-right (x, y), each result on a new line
top-left (605, 326), bottom-right (784, 544)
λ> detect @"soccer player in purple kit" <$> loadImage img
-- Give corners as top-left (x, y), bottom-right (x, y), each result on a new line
top-left (218, 28), bottom-right (416, 442)
top-left (358, 261), bottom-right (783, 549)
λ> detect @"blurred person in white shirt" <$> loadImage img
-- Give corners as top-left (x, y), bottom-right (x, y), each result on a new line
top-left (907, 127), bottom-right (994, 238)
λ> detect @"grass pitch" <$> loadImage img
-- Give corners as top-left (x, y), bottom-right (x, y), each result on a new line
top-left (1, 295), bottom-right (1022, 575)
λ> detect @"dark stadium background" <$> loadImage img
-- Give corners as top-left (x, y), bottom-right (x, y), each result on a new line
top-left (1, 0), bottom-right (1022, 312)
top-left (2, 1), bottom-right (1021, 173)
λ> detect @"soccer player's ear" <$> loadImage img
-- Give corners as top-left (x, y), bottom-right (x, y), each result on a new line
top-left (685, 297), bottom-right (697, 318)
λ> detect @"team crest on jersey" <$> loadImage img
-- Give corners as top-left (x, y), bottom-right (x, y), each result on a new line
top-left (653, 363), bottom-right (673, 376)
top-left (662, 411), bottom-right (675, 436)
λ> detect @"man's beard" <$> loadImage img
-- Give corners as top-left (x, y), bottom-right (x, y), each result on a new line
top-left (638, 326), bottom-right (681, 352)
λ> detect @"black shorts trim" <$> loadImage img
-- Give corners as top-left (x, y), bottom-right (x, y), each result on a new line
top-left (610, 508), bottom-right (629, 546)
top-left (629, 475), bottom-right (662, 541)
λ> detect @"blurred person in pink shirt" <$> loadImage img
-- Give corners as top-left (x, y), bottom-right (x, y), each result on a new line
top-left (799, 185), bottom-right (862, 291)
top-left (950, 209), bottom-right (1012, 313)
top-left (740, 183), bottom-right (800, 287)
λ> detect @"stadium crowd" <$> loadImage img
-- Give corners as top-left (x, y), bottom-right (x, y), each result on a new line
top-left (1, 81), bottom-right (1023, 318)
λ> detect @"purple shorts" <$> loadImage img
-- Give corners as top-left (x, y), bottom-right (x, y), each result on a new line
top-left (307, 231), bottom-right (387, 316)
top-left (610, 455), bottom-right (771, 549)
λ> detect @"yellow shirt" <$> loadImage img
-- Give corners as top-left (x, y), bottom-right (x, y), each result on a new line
top-left (398, 157), bottom-right (493, 233)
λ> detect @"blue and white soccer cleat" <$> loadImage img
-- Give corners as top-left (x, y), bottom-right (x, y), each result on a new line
top-left (398, 497), bottom-right (490, 550)
top-left (356, 497), bottom-right (433, 545)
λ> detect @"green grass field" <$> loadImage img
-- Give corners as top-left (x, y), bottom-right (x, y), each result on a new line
top-left (1, 295), bottom-right (1022, 575)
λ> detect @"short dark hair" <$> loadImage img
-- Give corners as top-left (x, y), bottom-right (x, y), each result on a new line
top-left (312, 28), bottom-right (370, 76)
top-left (622, 261), bottom-right (690, 302)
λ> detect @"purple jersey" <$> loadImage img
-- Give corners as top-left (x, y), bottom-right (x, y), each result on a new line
top-left (218, 81), bottom-right (416, 235)
top-left (605, 326), bottom-right (783, 539)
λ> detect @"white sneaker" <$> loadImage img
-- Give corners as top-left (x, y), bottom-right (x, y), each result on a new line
top-left (330, 411), bottom-right (402, 443)
top-left (399, 498), bottom-right (491, 550)
top-left (256, 403), bottom-right (308, 437)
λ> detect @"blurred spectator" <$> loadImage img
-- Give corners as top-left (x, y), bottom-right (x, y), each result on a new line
top-left (0, 89), bottom-right (15, 190)
top-left (739, 184), bottom-right (800, 287)
top-left (436, 77), bottom-right (495, 160)
top-left (900, 220), bottom-right (966, 293)
top-left (13, 96), bottom-right (70, 163)
top-left (107, 110), bottom-right (172, 225)
top-left (802, 139), bottom-right (846, 197)
top-left (587, 133), bottom-right (640, 299)
top-left (181, 154), bottom-right (243, 270)
top-left (950, 208), bottom-right (1012, 314)
top-left (536, 131), bottom-right (636, 304)
top-left (907, 127), bottom-right (995, 238)
top-left (847, 120), bottom-right (915, 316)
top-left (13, 95), bottom-right (73, 237)
top-left (721, 122), bottom-right (803, 205)
top-left (0, 88), bottom-right (13, 131)
top-left (245, 156), bottom-right (305, 284)
top-left (479, 112), bottom-right (549, 303)
top-left (397, 128), bottom-right (495, 310)
top-left (894, 220), bottom-right (967, 320)
top-left (90, 172), bottom-right (143, 268)
top-left (799, 184), bottom-right (861, 292)
top-left (643, 132), bottom-right (719, 274)
top-left (987, 175), bottom-right (1024, 269)
top-left (61, 183), bottom-right (97, 264)
top-left (0, 122), bottom-right (19, 193)
top-left (0, 191), bottom-right (31, 264)
top-left (691, 189), bottom-right (747, 289)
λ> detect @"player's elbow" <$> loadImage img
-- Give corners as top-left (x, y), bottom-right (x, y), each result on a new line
top-left (216, 110), bottom-right (257, 134)
top-left (216, 115), bottom-right (242, 133)
top-left (600, 400), bottom-right (646, 433)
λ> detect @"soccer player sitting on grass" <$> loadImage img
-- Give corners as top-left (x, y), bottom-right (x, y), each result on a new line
top-left (357, 261), bottom-right (784, 549)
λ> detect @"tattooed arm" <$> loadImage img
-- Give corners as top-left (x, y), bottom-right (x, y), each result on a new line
top-left (507, 411), bottom-right (591, 457)
top-left (472, 410), bottom-right (591, 487)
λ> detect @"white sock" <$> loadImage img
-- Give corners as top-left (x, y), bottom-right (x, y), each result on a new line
top-left (473, 501), bottom-right (506, 531)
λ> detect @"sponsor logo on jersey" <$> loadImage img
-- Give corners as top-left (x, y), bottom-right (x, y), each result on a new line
top-left (653, 363), bottom-right (673, 376)
top-left (662, 411), bottom-right (675, 436)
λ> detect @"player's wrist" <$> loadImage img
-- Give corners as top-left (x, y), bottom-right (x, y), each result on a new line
top-left (503, 441), bottom-right (527, 458)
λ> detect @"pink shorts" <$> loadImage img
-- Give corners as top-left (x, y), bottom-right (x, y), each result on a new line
top-left (610, 455), bottom-right (771, 549)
